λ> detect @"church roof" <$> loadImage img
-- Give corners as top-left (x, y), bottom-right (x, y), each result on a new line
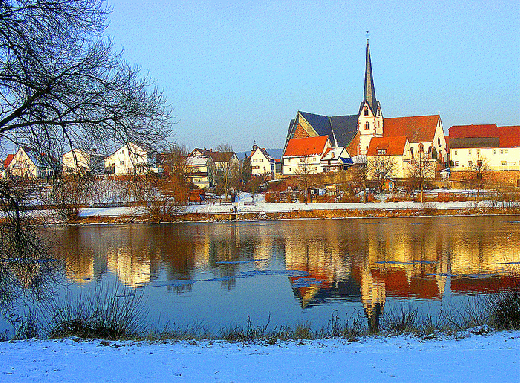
top-left (383, 115), bottom-right (440, 142)
top-left (364, 39), bottom-right (379, 115)
top-left (299, 111), bottom-right (332, 137)
top-left (367, 136), bottom-right (408, 156)
top-left (284, 136), bottom-right (329, 157)
top-left (329, 115), bottom-right (359, 147)
top-left (298, 111), bottom-right (358, 148)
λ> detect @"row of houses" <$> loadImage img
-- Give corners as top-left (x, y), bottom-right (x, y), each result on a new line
top-left (2, 142), bottom-right (155, 178)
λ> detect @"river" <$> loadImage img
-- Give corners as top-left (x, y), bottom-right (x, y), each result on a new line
top-left (3, 215), bottom-right (520, 335)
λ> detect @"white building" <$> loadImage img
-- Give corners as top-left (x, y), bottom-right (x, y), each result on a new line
top-left (5, 147), bottom-right (54, 178)
top-left (250, 145), bottom-right (274, 177)
top-left (282, 136), bottom-right (331, 175)
top-left (104, 142), bottom-right (151, 175)
top-left (63, 149), bottom-right (104, 175)
top-left (449, 125), bottom-right (520, 171)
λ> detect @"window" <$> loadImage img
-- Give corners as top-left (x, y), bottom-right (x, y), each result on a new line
top-left (454, 150), bottom-right (458, 156)
top-left (365, 122), bottom-right (370, 130)
top-left (468, 161), bottom-right (473, 167)
top-left (468, 149), bottom-right (472, 155)
top-left (477, 149), bottom-right (480, 155)
top-left (377, 149), bottom-right (387, 155)
top-left (493, 150), bottom-right (497, 155)
top-left (364, 108), bottom-right (369, 116)
top-left (455, 161), bottom-right (459, 166)
top-left (502, 161), bottom-right (507, 166)
top-left (438, 138), bottom-right (441, 146)
top-left (505, 149), bottom-right (509, 154)
top-left (500, 149), bottom-right (504, 154)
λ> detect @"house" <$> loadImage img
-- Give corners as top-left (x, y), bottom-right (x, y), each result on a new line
top-left (282, 136), bottom-right (331, 175)
top-left (320, 147), bottom-right (352, 172)
top-left (449, 124), bottom-right (520, 171)
top-left (185, 154), bottom-right (213, 189)
top-left (62, 148), bottom-right (104, 175)
top-left (186, 148), bottom-right (239, 189)
top-left (249, 144), bottom-right (274, 177)
top-left (197, 149), bottom-right (239, 172)
top-left (367, 136), bottom-right (411, 179)
top-left (283, 39), bottom-right (448, 171)
top-left (5, 147), bottom-right (55, 178)
top-left (104, 142), bottom-right (152, 175)
top-left (383, 115), bottom-right (447, 164)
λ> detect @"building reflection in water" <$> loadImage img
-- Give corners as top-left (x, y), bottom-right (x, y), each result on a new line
top-left (47, 217), bottom-right (520, 331)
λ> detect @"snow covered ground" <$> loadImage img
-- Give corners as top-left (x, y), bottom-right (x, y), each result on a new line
top-left (1, 331), bottom-right (518, 382)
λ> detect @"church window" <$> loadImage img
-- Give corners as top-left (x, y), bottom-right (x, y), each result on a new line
top-left (365, 122), bottom-right (370, 130)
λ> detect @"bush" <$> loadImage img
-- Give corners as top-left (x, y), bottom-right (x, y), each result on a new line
top-left (46, 284), bottom-right (144, 340)
top-left (488, 290), bottom-right (520, 330)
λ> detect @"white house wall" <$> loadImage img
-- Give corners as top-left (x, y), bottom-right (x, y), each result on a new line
top-left (450, 147), bottom-right (520, 171)
top-left (250, 149), bottom-right (272, 176)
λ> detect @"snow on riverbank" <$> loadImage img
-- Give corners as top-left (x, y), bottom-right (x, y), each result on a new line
top-left (1, 331), bottom-right (519, 382)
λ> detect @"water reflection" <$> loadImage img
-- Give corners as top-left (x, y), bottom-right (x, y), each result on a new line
top-left (45, 217), bottom-right (520, 332)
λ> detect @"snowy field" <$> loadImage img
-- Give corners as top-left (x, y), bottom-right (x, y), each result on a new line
top-left (1, 331), bottom-right (519, 382)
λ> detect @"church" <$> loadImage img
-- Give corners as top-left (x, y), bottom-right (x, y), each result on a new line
top-left (283, 39), bottom-right (448, 177)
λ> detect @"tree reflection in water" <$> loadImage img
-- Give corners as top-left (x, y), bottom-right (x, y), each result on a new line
top-left (5, 217), bottom-right (520, 335)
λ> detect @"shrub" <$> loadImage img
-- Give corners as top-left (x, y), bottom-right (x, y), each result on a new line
top-left (46, 284), bottom-right (144, 340)
top-left (487, 290), bottom-right (520, 330)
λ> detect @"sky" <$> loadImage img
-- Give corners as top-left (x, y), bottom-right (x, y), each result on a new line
top-left (106, 0), bottom-right (520, 152)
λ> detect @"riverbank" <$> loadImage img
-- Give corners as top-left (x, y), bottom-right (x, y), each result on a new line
top-left (1, 330), bottom-right (518, 382)
top-left (69, 199), bottom-right (520, 224)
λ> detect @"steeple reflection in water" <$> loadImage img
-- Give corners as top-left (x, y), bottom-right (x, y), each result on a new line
top-left (44, 217), bottom-right (520, 332)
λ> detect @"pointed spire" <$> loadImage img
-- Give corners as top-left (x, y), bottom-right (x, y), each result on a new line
top-left (364, 38), bottom-right (378, 114)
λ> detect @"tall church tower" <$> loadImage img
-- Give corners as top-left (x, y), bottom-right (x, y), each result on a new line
top-left (358, 38), bottom-right (383, 155)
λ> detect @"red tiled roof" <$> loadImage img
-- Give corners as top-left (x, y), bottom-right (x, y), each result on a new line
top-left (499, 126), bottom-right (520, 148)
top-left (284, 136), bottom-right (329, 157)
top-left (3, 154), bottom-right (14, 169)
top-left (449, 124), bottom-right (499, 138)
top-left (383, 115), bottom-right (440, 142)
top-left (366, 136), bottom-right (408, 156)
top-left (449, 124), bottom-right (520, 148)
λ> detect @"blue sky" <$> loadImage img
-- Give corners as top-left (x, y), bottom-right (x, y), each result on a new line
top-left (107, 0), bottom-right (519, 152)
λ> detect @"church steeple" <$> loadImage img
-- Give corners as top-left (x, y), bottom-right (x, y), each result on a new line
top-left (364, 38), bottom-right (378, 114)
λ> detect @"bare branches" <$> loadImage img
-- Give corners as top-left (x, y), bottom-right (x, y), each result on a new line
top-left (0, 0), bottom-right (172, 158)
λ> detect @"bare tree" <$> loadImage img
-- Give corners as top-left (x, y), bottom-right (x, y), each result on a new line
top-left (468, 155), bottom-right (489, 202)
top-left (0, 1), bottom-right (172, 299)
top-left (350, 164), bottom-right (369, 202)
top-left (0, 0), bottom-right (171, 160)
top-left (407, 152), bottom-right (429, 203)
top-left (368, 156), bottom-right (396, 193)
